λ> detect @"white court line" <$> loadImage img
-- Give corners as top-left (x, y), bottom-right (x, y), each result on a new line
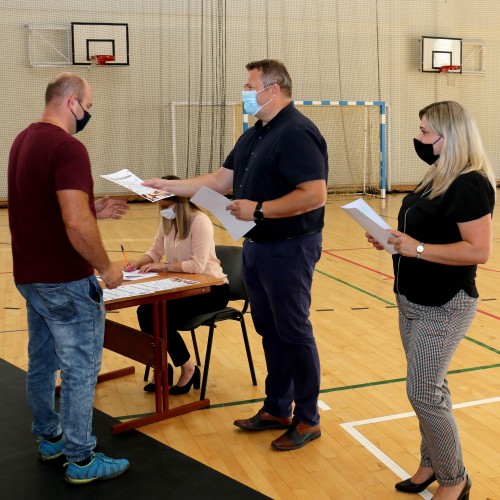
top-left (318, 400), bottom-right (331, 411)
top-left (340, 397), bottom-right (500, 499)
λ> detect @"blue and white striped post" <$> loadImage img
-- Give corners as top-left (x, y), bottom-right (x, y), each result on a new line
top-left (243, 99), bottom-right (387, 198)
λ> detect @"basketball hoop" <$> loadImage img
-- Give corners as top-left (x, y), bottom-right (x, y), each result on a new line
top-left (438, 65), bottom-right (461, 86)
top-left (89, 55), bottom-right (115, 66)
top-left (438, 65), bottom-right (461, 74)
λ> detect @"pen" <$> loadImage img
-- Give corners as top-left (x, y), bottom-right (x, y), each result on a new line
top-left (121, 244), bottom-right (130, 270)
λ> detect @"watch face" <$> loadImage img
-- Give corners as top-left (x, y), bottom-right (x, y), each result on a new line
top-left (254, 210), bottom-right (264, 221)
top-left (416, 244), bottom-right (424, 253)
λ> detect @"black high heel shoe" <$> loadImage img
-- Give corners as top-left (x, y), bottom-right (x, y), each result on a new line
top-left (395, 474), bottom-right (436, 493)
top-left (144, 363), bottom-right (174, 392)
top-left (169, 366), bottom-right (201, 395)
top-left (457, 475), bottom-right (471, 500)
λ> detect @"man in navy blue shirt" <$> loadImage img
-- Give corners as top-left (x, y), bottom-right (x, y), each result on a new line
top-left (144, 59), bottom-right (328, 450)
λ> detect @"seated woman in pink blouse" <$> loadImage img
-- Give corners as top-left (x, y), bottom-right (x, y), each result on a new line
top-left (127, 176), bottom-right (229, 395)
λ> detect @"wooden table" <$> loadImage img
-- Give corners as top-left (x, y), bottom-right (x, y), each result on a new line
top-left (100, 273), bottom-right (223, 434)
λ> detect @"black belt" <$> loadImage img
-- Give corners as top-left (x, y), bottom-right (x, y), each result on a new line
top-left (247, 230), bottom-right (319, 243)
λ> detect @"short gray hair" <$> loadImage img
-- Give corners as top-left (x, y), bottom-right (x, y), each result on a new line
top-left (45, 73), bottom-right (86, 104)
top-left (245, 59), bottom-right (292, 97)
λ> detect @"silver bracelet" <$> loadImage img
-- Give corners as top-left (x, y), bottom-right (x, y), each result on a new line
top-left (165, 261), bottom-right (171, 272)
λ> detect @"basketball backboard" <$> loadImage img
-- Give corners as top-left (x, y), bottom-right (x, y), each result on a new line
top-left (71, 22), bottom-right (129, 65)
top-left (421, 36), bottom-right (462, 73)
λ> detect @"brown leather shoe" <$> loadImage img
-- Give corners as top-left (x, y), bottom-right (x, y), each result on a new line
top-left (271, 420), bottom-right (321, 450)
top-left (234, 408), bottom-right (292, 431)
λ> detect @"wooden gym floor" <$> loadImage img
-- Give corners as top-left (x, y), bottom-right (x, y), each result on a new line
top-left (1, 193), bottom-right (499, 499)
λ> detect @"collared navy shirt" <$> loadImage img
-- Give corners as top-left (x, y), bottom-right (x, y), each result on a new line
top-left (223, 102), bottom-right (328, 240)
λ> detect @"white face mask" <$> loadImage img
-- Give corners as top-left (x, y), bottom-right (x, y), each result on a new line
top-left (160, 207), bottom-right (176, 219)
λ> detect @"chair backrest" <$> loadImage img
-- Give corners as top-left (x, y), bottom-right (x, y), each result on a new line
top-left (215, 245), bottom-right (246, 303)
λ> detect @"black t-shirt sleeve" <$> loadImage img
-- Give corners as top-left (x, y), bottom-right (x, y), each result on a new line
top-left (442, 172), bottom-right (495, 222)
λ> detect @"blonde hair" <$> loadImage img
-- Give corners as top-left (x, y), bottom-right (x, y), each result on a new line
top-left (160, 175), bottom-right (199, 240)
top-left (416, 101), bottom-right (496, 199)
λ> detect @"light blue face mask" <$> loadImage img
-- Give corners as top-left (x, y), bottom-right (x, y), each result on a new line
top-left (242, 85), bottom-right (274, 116)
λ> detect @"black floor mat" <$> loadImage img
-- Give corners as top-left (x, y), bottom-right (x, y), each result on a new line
top-left (0, 358), bottom-right (268, 499)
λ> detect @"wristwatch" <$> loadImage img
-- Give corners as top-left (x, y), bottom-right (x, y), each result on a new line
top-left (253, 201), bottom-right (264, 222)
top-left (416, 242), bottom-right (425, 259)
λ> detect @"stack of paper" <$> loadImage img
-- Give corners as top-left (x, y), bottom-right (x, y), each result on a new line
top-left (103, 277), bottom-right (199, 302)
top-left (340, 198), bottom-right (396, 254)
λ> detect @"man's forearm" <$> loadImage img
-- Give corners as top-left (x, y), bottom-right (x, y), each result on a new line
top-left (65, 216), bottom-right (112, 273)
top-left (143, 167), bottom-right (233, 196)
top-left (58, 189), bottom-right (114, 274)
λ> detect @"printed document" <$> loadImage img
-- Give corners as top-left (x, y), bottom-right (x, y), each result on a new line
top-left (190, 186), bottom-right (255, 241)
top-left (340, 198), bottom-right (396, 254)
top-left (103, 277), bottom-right (199, 302)
top-left (101, 169), bottom-right (173, 202)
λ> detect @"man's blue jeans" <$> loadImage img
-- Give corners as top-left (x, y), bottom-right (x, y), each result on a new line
top-left (16, 275), bottom-right (105, 462)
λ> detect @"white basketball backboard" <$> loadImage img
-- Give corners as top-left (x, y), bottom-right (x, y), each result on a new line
top-left (71, 22), bottom-right (129, 65)
top-left (421, 36), bottom-right (462, 73)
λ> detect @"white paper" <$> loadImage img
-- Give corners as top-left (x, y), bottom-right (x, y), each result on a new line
top-left (101, 168), bottom-right (174, 202)
top-left (340, 198), bottom-right (396, 254)
top-left (103, 277), bottom-right (199, 302)
top-left (123, 270), bottom-right (159, 281)
top-left (190, 186), bottom-right (255, 241)
top-left (97, 270), bottom-right (159, 281)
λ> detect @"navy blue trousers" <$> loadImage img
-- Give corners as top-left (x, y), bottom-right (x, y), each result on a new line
top-left (242, 232), bottom-right (322, 426)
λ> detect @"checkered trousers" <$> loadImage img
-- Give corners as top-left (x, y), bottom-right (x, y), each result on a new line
top-left (397, 290), bottom-right (477, 487)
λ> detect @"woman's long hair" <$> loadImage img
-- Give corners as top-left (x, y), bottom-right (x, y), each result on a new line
top-left (415, 101), bottom-right (496, 199)
top-left (160, 175), bottom-right (199, 240)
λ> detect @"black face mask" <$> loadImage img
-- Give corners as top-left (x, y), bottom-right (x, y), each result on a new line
top-left (413, 138), bottom-right (441, 165)
top-left (71, 100), bottom-right (92, 133)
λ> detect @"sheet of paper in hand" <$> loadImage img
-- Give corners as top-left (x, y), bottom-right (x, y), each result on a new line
top-left (190, 186), bottom-right (255, 241)
top-left (340, 198), bottom-right (396, 254)
top-left (101, 168), bottom-right (174, 202)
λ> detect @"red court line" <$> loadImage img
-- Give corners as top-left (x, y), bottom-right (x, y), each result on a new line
top-left (323, 250), bottom-right (500, 321)
top-left (323, 247), bottom-right (371, 252)
top-left (477, 309), bottom-right (500, 321)
top-left (478, 266), bottom-right (500, 273)
top-left (323, 249), bottom-right (394, 280)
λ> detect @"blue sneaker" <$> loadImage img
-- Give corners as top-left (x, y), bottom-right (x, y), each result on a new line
top-left (38, 436), bottom-right (64, 461)
top-left (64, 452), bottom-right (129, 484)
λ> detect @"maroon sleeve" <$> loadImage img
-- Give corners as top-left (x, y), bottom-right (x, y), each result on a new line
top-left (53, 138), bottom-right (93, 195)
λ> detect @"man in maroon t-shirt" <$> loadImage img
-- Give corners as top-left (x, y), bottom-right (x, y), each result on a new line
top-left (8, 73), bottom-right (129, 484)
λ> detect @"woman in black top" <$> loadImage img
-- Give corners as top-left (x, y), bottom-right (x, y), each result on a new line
top-left (368, 101), bottom-right (495, 500)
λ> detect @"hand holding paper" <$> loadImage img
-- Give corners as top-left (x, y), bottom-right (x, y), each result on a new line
top-left (340, 198), bottom-right (396, 254)
top-left (190, 186), bottom-right (255, 241)
top-left (101, 169), bottom-right (174, 202)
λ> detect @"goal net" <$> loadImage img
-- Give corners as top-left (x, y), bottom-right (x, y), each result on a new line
top-left (166, 100), bottom-right (387, 198)
top-left (245, 100), bottom-right (387, 197)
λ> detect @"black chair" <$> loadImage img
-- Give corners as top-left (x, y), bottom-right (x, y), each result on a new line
top-left (145, 245), bottom-right (258, 400)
